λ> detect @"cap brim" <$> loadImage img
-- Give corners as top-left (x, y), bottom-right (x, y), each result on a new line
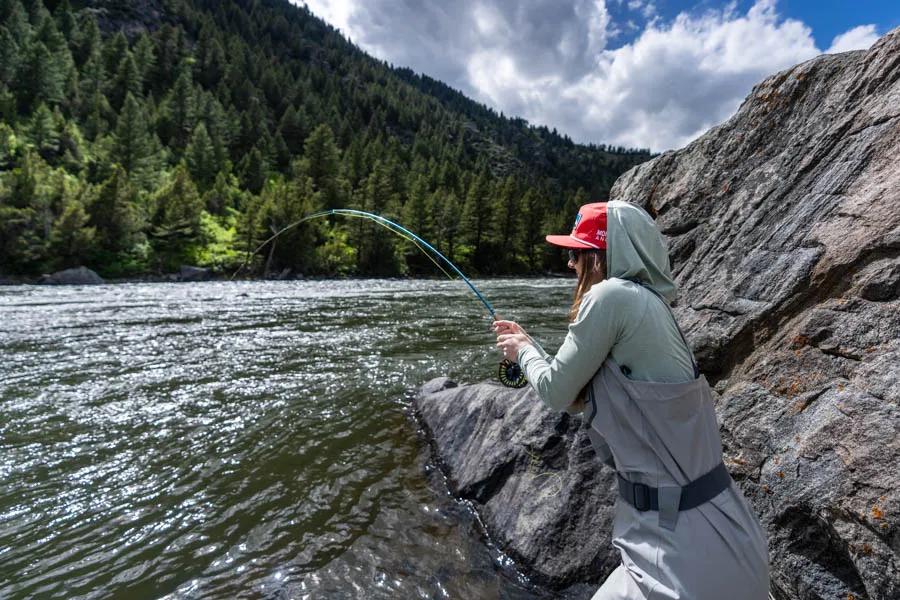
top-left (545, 234), bottom-right (598, 249)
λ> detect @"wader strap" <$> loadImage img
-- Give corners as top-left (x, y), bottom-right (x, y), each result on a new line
top-left (617, 462), bottom-right (731, 527)
top-left (586, 428), bottom-right (616, 468)
top-left (586, 382), bottom-right (617, 469)
top-left (626, 278), bottom-right (700, 379)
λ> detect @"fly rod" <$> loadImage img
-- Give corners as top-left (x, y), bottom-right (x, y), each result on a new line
top-left (233, 208), bottom-right (528, 388)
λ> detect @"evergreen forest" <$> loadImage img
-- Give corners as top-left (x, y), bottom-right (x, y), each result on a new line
top-left (0, 0), bottom-right (653, 279)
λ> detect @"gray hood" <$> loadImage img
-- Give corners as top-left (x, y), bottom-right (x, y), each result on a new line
top-left (606, 200), bottom-right (677, 302)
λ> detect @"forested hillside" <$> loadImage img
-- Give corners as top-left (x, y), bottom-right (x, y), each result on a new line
top-left (0, 0), bottom-right (652, 278)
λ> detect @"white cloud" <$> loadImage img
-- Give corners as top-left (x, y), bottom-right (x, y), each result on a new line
top-left (302, 0), bottom-right (355, 37)
top-left (563, 1), bottom-right (820, 150)
top-left (826, 24), bottom-right (879, 54)
top-left (298, 1), bottom-right (880, 152)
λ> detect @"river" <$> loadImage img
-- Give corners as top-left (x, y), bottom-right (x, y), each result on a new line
top-left (0, 278), bottom-right (585, 599)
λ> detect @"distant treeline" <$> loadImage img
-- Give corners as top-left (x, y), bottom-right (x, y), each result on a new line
top-left (0, 0), bottom-right (652, 278)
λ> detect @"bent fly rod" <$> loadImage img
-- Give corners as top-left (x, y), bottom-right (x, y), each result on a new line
top-left (233, 208), bottom-right (528, 388)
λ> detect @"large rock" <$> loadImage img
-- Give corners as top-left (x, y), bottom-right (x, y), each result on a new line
top-left (415, 28), bottom-right (900, 600)
top-left (178, 265), bottom-right (211, 282)
top-left (37, 266), bottom-right (104, 285)
top-left (415, 381), bottom-right (618, 588)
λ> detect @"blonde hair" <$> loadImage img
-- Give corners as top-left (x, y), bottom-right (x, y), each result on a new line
top-left (568, 249), bottom-right (607, 411)
top-left (569, 250), bottom-right (607, 322)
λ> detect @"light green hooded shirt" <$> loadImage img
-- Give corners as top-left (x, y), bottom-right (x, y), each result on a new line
top-left (518, 200), bottom-right (696, 412)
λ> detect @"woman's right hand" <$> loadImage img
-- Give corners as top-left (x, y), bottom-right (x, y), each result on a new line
top-left (492, 319), bottom-right (526, 336)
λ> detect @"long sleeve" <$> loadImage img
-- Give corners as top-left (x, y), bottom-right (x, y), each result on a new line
top-left (524, 334), bottom-right (552, 362)
top-left (517, 280), bottom-right (629, 412)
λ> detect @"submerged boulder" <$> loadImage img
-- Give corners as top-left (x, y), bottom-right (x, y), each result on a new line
top-left (37, 266), bottom-right (105, 285)
top-left (416, 28), bottom-right (900, 600)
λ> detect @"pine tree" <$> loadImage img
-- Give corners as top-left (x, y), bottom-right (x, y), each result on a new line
top-left (203, 171), bottom-right (243, 215)
top-left (73, 14), bottom-right (100, 67)
top-left (113, 93), bottom-right (159, 186)
top-left (304, 123), bottom-right (343, 209)
top-left (102, 31), bottom-right (128, 78)
top-left (1, 1), bottom-right (30, 45)
top-left (17, 40), bottom-right (64, 109)
top-left (185, 122), bottom-right (217, 191)
top-left (53, 0), bottom-right (79, 43)
top-left (277, 104), bottom-right (306, 155)
top-left (195, 26), bottom-right (226, 90)
top-left (0, 151), bottom-right (51, 271)
top-left (461, 169), bottom-right (494, 269)
top-left (257, 174), bottom-right (317, 275)
top-left (493, 175), bottom-right (520, 270)
top-left (0, 27), bottom-right (19, 87)
top-left (88, 165), bottom-right (143, 255)
top-left (238, 146), bottom-right (267, 194)
top-left (132, 33), bottom-right (156, 92)
top-left (59, 120), bottom-right (85, 173)
top-left (432, 189), bottom-right (461, 263)
top-left (149, 164), bottom-right (204, 269)
top-left (400, 173), bottom-right (433, 273)
top-left (26, 0), bottom-right (50, 27)
top-left (273, 131), bottom-right (290, 171)
top-left (28, 103), bottom-right (60, 161)
top-left (109, 53), bottom-right (142, 112)
top-left (518, 188), bottom-right (546, 272)
top-left (50, 196), bottom-right (95, 268)
top-left (35, 9), bottom-right (67, 56)
top-left (358, 159), bottom-right (402, 274)
top-left (0, 122), bottom-right (19, 170)
top-left (159, 69), bottom-right (196, 149)
top-left (151, 25), bottom-right (187, 92)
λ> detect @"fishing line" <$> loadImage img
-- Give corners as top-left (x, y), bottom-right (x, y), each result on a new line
top-left (232, 208), bottom-right (528, 388)
top-left (523, 444), bottom-right (564, 497)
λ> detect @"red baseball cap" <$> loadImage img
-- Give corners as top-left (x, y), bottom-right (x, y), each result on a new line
top-left (545, 202), bottom-right (607, 250)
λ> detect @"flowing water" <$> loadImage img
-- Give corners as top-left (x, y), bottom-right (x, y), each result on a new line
top-left (0, 278), bottom-right (586, 599)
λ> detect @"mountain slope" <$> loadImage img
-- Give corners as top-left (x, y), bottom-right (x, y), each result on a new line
top-left (0, 0), bottom-right (651, 277)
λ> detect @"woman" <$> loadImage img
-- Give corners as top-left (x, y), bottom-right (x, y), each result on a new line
top-left (494, 201), bottom-right (769, 600)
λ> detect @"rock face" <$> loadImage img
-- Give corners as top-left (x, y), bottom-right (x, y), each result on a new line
top-left (37, 267), bottom-right (105, 285)
top-left (415, 29), bottom-right (900, 600)
top-left (416, 381), bottom-right (619, 588)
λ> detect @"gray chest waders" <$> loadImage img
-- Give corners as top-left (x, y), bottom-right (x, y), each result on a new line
top-left (585, 280), bottom-right (730, 531)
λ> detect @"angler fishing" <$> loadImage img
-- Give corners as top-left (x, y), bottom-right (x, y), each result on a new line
top-left (233, 208), bottom-right (529, 388)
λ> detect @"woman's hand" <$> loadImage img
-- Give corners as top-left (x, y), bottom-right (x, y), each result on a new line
top-left (495, 333), bottom-right (530, 362)
top-left (492, 319), bottom-right (525, 336)
top-left (493, 320), bottom-right (530, 361)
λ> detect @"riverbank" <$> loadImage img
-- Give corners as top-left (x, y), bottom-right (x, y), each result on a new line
top-left (0, 265), bottom-right (575, 286)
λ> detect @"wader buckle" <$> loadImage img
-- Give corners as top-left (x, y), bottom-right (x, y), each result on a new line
top-left (632, 482), bottom-right (652, 511)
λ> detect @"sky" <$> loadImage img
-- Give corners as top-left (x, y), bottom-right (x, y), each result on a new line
top-left (295, 0), bottom-right (899, 152)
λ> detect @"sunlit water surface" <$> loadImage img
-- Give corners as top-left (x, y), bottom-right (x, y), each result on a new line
top-left (0, 278), bottom-right (589, 599)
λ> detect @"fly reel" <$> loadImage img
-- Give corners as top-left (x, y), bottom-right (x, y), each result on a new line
top-left (498, 359), bottom-right (528, 388)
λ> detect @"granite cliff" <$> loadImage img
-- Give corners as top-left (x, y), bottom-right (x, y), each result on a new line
top-left (415, 28), bottom-right (900, 600)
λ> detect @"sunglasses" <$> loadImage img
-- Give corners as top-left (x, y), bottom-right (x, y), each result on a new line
top-left (568, 249), bottom-right (582, 262)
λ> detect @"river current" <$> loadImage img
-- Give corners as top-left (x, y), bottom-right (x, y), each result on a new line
top-left (0, 278), bottom-right (582, 599)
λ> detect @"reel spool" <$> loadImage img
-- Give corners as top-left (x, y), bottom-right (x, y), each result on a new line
top-left (498, 359), bottom-right (528, 388)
